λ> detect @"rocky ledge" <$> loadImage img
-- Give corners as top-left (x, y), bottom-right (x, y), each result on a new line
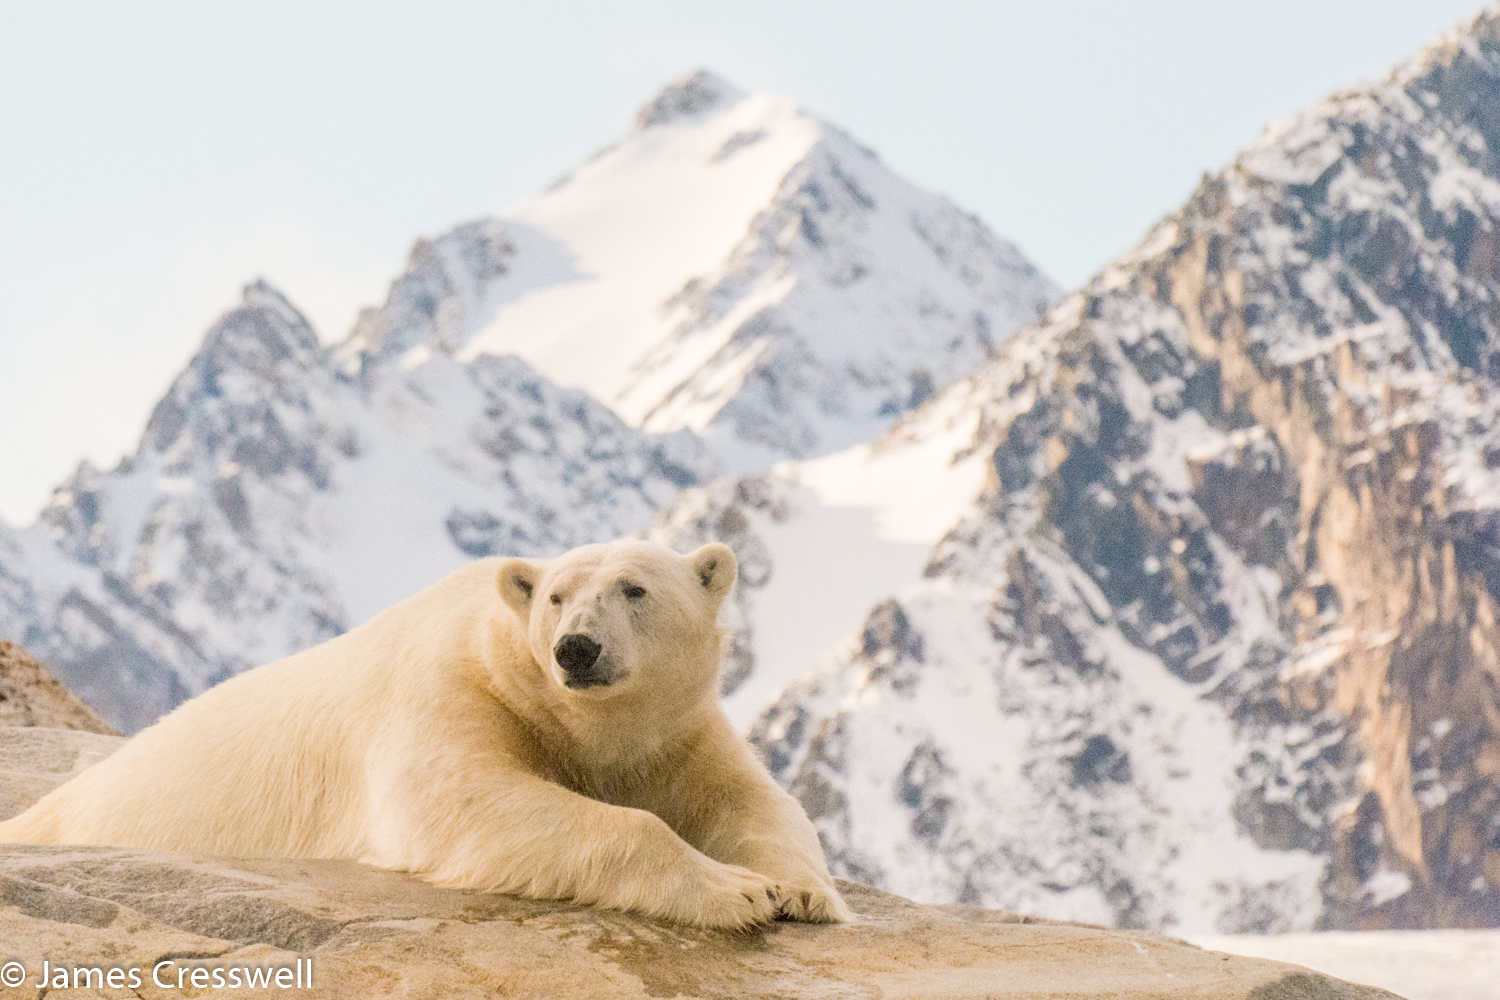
top-left (0, 728), bottom-right (1398, 999)
top-left (0, 641), bottom-right (116, 736)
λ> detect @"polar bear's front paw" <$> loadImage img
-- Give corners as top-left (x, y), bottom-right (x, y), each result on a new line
top-left (773, 879), bottom-right (853, 923)
top-left (687, 861), bottom-right (783, 930)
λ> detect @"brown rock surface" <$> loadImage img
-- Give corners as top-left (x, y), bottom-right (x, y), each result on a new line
top-left (0, 727), bottom-right (123, 825)
top-left (0, 728), bottom-right (1397, 998)
top-left (0, 640), bottom-right (116, 735)
top-left (717, 11), bottom-right (1500, 932)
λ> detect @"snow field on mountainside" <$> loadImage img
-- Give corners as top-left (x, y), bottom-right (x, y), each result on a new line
top-left (653, 387), bottom-right (996, 727)
top-left (770, 556), bottom-right (1326, 932)
top-left (465, 91), bottom-right (822, 408)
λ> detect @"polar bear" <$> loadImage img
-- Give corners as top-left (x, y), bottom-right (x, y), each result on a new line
top-left (0, 540), bottom-right (850, 928)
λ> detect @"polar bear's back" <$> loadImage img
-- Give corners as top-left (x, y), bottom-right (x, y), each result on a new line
top-left (0, 640), bottom-right (370, 855)
top-left (0, 559), bottom-right (507, 857)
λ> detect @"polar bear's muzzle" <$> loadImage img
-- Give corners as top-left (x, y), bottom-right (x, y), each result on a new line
top-left (554, 633), bottom-right (612, 689)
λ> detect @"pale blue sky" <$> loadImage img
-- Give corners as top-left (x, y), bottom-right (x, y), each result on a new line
top-left (0, 0), bottom-right (1485, 523)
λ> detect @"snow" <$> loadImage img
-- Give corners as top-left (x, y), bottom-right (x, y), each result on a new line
top-left (718, 492), bottom-right (925, 727)
top-left (461, 91), bottom-right (824, 409)
top-left (797, 404), bottom-right (990, 545)
top-left (346, 69), bottom-right (1061, 467)
top-left (317, 395), bottom-right (476, 627)
top-left (739, 447), bottom-right (1328, 930)
top-left (716, 401), bottom-right (993, 726)
top-left (1365, 869), bottom-right (1414, 908)
top-left (1, 69), bottom-right (1057, 733)
top-left (0, 285), bottom-right (720, 728)
top-left (1192, 930), bottom-right (1500, 1000)
top-left (1240, 113), bottom-right (1349, 186)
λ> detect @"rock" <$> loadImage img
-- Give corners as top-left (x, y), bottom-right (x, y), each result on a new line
top-left (0, 850), bottom-right (1405, 999)
top-left (0, 728), bottom-right (1397, 998)
top-left (690, 10), bottom-right (1500, 931)
top-left (0, 641), bottom-right (116, 735)
top-left (0, 728), bottom-right (123, 825)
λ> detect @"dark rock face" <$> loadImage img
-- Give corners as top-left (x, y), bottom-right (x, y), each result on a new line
top-left (733, 10), bottom-right (1500, 932)
top-left (1115, 19), bottom-right (1500, 928)
top-left (635, 69), bottom-right (745, 129)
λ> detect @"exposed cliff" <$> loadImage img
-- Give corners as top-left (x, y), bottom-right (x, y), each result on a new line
top-left (655, 8), bottom-right (1500, 932)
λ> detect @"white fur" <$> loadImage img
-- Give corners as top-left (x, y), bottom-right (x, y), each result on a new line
top-left (0, 541), bottom-right (850, 928)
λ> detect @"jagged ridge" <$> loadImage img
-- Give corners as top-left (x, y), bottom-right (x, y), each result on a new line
top-left (5, 281), bottom-right (710, 731)
top-left (652, 7), bottom-right (1500, 933)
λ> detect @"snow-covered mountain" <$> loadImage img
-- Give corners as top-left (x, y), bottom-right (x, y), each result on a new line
top-left (347, 70), bottom-right (1058, 469)
top-left (0, 497), bottom-right (202, 730)
top-left (646, 380), bottom-right (995, 724)
top-left (0, 72), bottom-right (1056, 732)
top-left (3, 282), bottom-right (709, 732)
top-left (648, 9), bottom-right (1500, 933)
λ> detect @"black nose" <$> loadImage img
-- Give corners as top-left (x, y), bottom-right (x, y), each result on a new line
top-left (554, 634), bottom-right (602, 675)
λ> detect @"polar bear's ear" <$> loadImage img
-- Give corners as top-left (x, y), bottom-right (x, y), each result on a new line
top-left (690, 543), bottom-right (737, 600)
top-left (497, 559), bottom-right (542, 616)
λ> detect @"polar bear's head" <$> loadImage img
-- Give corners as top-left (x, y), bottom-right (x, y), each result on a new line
top-left (496, 541), bottom-right (736, 700)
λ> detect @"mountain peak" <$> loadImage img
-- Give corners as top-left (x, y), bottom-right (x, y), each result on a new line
top-left (635, 69), bottom-right (746, 129)
top-left (202, 279), bottom-right (320, 359)
top-left (137, 279), bottom-right (324, 456)
top-left (1391, 4), bottom-right (1500, 85)
top-left (370, 66), bottom-right (1054, 469)
top-left (239, 278), bottom-right (310, 330)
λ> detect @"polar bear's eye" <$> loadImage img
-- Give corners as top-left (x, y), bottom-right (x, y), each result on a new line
top-left (549, 594), bottom-right (562, 606)
top-left (622, 583), bottom-right (647, 601)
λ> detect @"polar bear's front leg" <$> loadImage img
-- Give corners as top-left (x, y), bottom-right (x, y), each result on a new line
top-left (644, 732), bottom-right (854, 923)
top-left (366, 767), bottom-right (785, 929)
top-left (691, 786), bottom-right (854, 923)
